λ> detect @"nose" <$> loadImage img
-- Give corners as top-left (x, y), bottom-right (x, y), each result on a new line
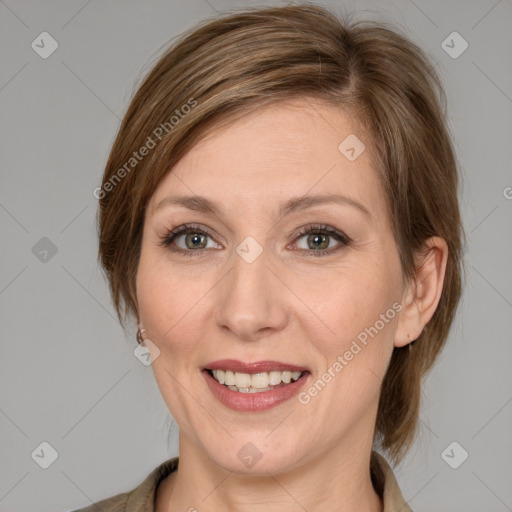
top-left (214, 248), bottom-right (287, 341)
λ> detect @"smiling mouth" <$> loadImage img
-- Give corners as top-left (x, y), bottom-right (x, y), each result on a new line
top-left (205, 368), bottom-right (307, 393)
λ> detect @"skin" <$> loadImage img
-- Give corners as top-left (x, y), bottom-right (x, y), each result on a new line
top-left (135, 97), bottom-right (448, 512)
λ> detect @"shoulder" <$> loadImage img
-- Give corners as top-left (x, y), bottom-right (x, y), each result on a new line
top-left (68, 457), bottom-right (179, 512)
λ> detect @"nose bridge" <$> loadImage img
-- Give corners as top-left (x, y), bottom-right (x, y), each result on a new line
top-left (215, 240), bottom-right (286, 339)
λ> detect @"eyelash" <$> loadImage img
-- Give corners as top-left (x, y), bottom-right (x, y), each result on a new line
top-left (158, 223), bottom-right (352, 259)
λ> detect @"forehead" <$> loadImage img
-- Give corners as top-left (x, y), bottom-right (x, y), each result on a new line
top-left (148, 98), bottom-right (387, 223)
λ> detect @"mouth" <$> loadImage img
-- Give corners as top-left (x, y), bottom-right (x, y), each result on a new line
top-left (204, 368), bottom-right (307, 393)
top-left (201, 359), bottom-right (310, 411)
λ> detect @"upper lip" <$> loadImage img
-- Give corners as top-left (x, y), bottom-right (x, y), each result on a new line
top-left (203, 359), bottom-right (309, 374)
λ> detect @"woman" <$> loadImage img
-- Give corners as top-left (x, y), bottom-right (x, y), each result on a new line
top-left (75, 3), bottom-right (464, 511)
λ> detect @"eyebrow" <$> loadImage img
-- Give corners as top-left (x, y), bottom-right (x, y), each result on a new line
top-left (154, 193), bottom-right (372, 220)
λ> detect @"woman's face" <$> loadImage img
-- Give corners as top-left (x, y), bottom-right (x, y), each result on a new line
top-left (136, 98), bottom-right (407, 474)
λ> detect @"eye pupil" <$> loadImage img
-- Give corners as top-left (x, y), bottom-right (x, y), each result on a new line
top-left (187, 233), bottom-right (207, 249)
top-left (309, 233), bottom-right (328, 250)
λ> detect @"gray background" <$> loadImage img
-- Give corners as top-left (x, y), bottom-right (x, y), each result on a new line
top-left (1, 0), bottom-right (511, 510)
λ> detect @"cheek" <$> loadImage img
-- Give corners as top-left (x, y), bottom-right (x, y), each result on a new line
top-left (308, 264), bottom-right (397, 340)
top-left (136, 250), bottom-right (205, 422)
top-left (136, 246), bottom-right (208, 358)
top-left (302, 260), bottom-right (400, 398)
top-left (136, 242), bottom-right (175, 341)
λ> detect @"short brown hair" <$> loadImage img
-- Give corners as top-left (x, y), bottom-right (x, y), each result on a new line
top-left (97, 2), bottom-right (465, 464)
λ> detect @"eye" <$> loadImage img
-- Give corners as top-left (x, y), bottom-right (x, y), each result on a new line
top-left (158, 224), bottom-right (220, 257)
top-left (290, 224), bottom-right (351, 257)
top-left (158, 223), bottom-right (351, 258)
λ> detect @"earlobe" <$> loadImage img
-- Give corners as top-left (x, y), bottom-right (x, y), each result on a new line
top-left (394, 285), bottom-right (422, 348)
top-left (394, 236), bottom-right (449, 348)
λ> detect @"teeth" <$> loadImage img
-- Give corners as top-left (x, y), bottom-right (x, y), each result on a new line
top-left (211, 369), bottom-right (303, 390)
top-left (215, 370), bottom-right (225, 385)
top-left (251, 372), bottom-right (269, 388)
top-left (268, 371), bottom-right (281, 385)
top-left (225, 370), bottom-right (235, 386)
top-left (291, 371), bottom-right (301, 381)
top-left (234, 372), bottom-right (251, 388)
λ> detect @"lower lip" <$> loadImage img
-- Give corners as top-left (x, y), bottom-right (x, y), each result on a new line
top-left (203, 370), bottom-right (310, 412)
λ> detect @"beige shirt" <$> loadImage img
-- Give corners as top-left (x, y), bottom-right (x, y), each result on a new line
top-left (71, 451), bottom-right (412, 511)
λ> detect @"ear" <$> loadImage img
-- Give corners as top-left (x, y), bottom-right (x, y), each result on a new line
top-left (394, 236), bottom-right (449, 348)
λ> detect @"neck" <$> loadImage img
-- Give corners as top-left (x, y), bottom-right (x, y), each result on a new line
top-left (158, 434), bottom-right (383, 512)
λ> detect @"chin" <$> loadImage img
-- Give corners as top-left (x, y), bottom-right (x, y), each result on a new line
top-left (202, 435), bottom-right (304, 476)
